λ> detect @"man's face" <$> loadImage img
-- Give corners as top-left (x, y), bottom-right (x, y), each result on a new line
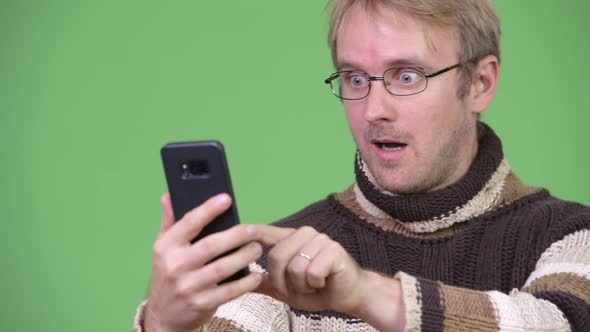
top-left (336, 4), bottom-right (479, 194)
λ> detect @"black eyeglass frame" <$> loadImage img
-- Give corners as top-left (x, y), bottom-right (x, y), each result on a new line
top-left (324, 63), bottom-right (462, 100)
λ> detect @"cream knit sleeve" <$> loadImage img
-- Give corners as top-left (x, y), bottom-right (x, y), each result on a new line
top-left (132, 263), bottom-right (291, 332)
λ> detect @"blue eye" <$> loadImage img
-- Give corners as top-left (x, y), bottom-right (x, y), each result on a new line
top-left (349, 75), bottom-right (368, 88)
top-left (399, 71), bottom-right (420, 84)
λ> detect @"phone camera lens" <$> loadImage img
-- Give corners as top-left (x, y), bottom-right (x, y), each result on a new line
top-left (189, 161), bottom-right (209, 176)
top-left (181, 160), bottom-right (209, 179)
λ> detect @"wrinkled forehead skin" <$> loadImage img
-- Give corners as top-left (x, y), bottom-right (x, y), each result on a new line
top-left (334, 2), bottom-right (459, 70)
top-left (332, 1), bottom-right (460, 68)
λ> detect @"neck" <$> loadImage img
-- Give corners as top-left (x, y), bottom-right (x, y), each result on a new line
top-left (353, 122), bottom-right (510, 232)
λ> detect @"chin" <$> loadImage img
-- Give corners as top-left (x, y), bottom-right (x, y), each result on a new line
top-left (372, 172), bottom-right (409, 193)
top-left (378, 180), bottom-right (417, 195)
top-left (373, 170), bottom-right (432, 194)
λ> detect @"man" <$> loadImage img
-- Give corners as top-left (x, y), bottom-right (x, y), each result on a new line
top-left (134, 0), bottom-right (590, 331)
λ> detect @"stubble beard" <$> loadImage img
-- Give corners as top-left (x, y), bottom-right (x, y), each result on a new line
top-left (363, 122), bottom-right (472, 195)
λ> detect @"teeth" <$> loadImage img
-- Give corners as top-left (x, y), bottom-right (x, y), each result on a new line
top-left (380, 143), bottom-right (404, 151)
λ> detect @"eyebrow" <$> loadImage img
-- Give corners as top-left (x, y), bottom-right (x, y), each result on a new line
top-left (336, 58), bottom-right (427, 72)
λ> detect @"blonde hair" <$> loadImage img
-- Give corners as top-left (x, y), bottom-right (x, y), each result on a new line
top-left (327, 0), bottom-right (501, 97)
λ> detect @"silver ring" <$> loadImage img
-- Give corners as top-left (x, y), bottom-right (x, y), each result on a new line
top-left (298, 252), bottom-right (312, 262)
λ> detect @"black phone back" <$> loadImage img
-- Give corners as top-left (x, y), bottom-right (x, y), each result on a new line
top-left (161, 140), bottom-right (240, 243)
top-left (161, 141), bottom-right (249, 283)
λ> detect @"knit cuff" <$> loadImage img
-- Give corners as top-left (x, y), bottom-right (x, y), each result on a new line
top-left (394, 271), bottom-right (423, 332)
top-left (395, 272), bottom-right (506, 331)
top-left (396, 271), bottom-right (505, 331)
top-left (396, 271), bottom-right (503, 331)
top-left (131, 299), bottom-right (208, 332)
top-left (132, 300), bottom-right (148, 332)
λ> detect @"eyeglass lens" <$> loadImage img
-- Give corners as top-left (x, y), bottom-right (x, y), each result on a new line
top-left (330, 67), bottom-right (428, 99)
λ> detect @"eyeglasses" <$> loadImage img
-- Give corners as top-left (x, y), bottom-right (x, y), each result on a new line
top-left (324, 63), bottom-right (461, 100)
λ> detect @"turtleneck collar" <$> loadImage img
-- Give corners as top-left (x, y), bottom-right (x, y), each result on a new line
top-left (353, 122), bottom-right (511, 233)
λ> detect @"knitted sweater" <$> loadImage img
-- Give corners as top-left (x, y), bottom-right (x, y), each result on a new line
top-left (134, 124), bottom-right (590, 331)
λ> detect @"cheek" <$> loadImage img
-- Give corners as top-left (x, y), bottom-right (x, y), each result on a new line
top-left (402, 102), bottom-right (447, 152)
top-left (412, 99), bottom-right (467, 156)
top-left (343, 106), bottom-right (366, 142)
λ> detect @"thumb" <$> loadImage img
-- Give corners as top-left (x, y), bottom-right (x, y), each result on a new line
top-left (158, 193), bottom-right (175, 236)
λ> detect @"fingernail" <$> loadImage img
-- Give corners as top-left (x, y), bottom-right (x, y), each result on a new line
top-left (251, 243), bottom-right (262, 255)
top-left (160, 193), bottom-right (169, 204)
top-left (254, 272), bottom-right (263, 282)
top-left (216, 194), bottom-right (230, 206)
top-left (246, 225), bottom-right (256, 236)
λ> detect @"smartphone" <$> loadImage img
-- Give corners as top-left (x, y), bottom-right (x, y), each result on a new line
top-left (161, 140), bottom-right (249, 283)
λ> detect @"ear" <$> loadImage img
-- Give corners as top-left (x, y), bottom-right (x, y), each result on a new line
top-left (468, 55), bottom-right (499, 115)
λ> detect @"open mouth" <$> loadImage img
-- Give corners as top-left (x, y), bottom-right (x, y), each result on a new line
top-left (375, 141), bottom-right (407, 151)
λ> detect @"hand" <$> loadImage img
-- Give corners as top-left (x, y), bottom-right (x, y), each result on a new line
top-left (253, 225), bottom-right (406, 332)
top-left (254, 226), bottom-right (366, 314)
top-left (144, 193), bottom-right (265, 332)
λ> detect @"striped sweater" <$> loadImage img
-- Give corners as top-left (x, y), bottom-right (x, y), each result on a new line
top-left (134, 124), bottom-right (590, 331)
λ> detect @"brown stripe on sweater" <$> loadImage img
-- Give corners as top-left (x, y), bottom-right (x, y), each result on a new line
top-left (495, 171), bottom-right (540, 206)
top-left (439, 284), bottom-right (499, 331)
top-left (523, 272), bottom-right (590, 305)
top-left (207, 317), bottom-right (248, 331)
top-left (417, 278), bottom-right (445, 332)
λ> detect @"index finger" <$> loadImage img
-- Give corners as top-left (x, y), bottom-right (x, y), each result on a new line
top-left (251, 224), bottom-right (296, 247)
top-left (158, 193), bottom-right (232, 247)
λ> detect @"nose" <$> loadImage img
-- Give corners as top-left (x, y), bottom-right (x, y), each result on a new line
top-left (362, 81), bottom-right (398, 123)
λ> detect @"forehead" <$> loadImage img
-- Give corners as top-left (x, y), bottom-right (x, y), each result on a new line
top-left (335, 3), bottom-right (457, 71)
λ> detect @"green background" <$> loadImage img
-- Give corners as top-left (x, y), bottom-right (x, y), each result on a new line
top-left (1, 1), bottom-right (589, 331)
